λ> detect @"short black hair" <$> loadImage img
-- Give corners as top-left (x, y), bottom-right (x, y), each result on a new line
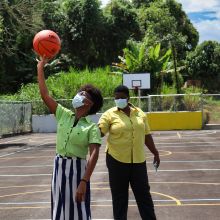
top-left (79, 84), bottom-right (103, 115)
top-left (114, 85), bottom-right (130, 97)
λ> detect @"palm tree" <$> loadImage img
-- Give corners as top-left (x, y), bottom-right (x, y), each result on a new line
top-left (112, 39), bottom-right (172, 93)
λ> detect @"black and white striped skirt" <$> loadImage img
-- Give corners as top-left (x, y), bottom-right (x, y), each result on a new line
top-left (51, 155), bottom-right (91, 220)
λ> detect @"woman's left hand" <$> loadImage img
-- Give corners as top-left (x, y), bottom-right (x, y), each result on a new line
top-left (75, 181), bottom-right (87, 203)
top-left (153, 153), bottom-right (160, 168)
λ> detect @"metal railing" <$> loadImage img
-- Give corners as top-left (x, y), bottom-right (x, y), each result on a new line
top-left (1, 93), bottom-right (219, 136)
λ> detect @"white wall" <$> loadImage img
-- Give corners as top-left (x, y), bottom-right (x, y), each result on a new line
top-left (32, 114), bottom-right (102, 133)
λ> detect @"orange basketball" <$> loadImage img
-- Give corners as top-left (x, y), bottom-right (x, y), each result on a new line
top-left (33, 30), bottom-right (61, 59)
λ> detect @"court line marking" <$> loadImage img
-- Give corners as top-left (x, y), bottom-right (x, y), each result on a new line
top-left (94, 169), bottom-right (220, 173)
top-left (0, 137), bottom-right (30, 144)
top-left (1, 159), bottom-right (220, 169)
top-left (0, 189), bottom-right (180, 205)
top-left (1, 199), bottom-right (220, 206)
top-left (154, 131), bottom-right (217, 136)
top-left (0, 147), bottom-right (32, 158)
top-left (0, 190), bottom-right (50, 198)
top-left (1, 203), bottom-right (220, 209)
top-left (0, 185), bottom-right (180, 205)
top-left (157, 145), bottom-right (220, 148)
top-left (0, 140), bottom-right (55, 158)
top-left (0, 165), bottom-right (53, 168)
top-left (177, 132), bottom-right (182, 139)
top-left (97, 160), bottom-right (220, 166)
top-left (154, 136), bottom-right (219, 140)
top-left (0, 156), bottom-right (54, 160)
top-left (1, 168), bottom-right (220, 177)
top-left (0, 150), bottom-right (219, 160)
top-left (146, 150), bottom-right (172, 158)
top-left (0, 185), bottom-right (50, 189)
top-left (156, 141), bottom-right (220, 145)
top-left (172, 151), bottom-right (220, 154)
top-left (36, 144), bottom-right (220, 152)
top-left (0, 181), bottom-right (219, 190)
top-left (152, 191), bottom-right (181, 205)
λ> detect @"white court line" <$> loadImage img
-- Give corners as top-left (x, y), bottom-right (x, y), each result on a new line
top-left (1, 160), bottom-right (220, 169)
top-left (93, 169), bottom-right (220, 173)
top-left (2, 199), bottom-right (220, 205)
top-left (0, 147), bottom-right (32, 158)
top-left (0, 174), bottom-right (51, 177)
top-left (157, 145), bottom-right (220, 148)
top-left (0, 142), bottom-right (55, 158)
top-left (154, 136), bottom-right (218, 140)
top-left (1, 168), bottom-right (220, 177)
top-left (1, 159), bottom-right (220, 169)
top-left (153, 160), bottom-right (220, 163)
top-left (0, 165), bottom-right (53, 168)
top-left (156, 141), bottom-right (220, 145)
top-left (0, 137), bottom-right (30, 144)
top-left (154, 131), bottom-right (217, 136)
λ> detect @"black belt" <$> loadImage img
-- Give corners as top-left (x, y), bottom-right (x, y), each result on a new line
top-left (56, 154), bottom-right (83, 160)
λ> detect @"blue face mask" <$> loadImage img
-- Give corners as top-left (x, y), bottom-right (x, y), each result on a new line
top-left (115, 99), bottom-right (128, 109)
top-left (72, 93), bottom-right (86, 109)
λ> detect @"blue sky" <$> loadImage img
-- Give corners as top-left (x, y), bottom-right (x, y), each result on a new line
top-left (101, 0), bottom-right (220, 43)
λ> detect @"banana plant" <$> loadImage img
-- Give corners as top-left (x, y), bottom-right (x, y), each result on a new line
top-left (112, 40), bottom-right (148, 73)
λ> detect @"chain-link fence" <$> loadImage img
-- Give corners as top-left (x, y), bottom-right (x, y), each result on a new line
top-left (0, 101), bottom-right (32, 137)
top-left (148, 93), bottom-right (203, 112)
top-left (1, 93), bottom-right (219, 136)
top-left (30, 94), bottom-right (203, 114)
top-left (202, 94), bottom-right (220, 125)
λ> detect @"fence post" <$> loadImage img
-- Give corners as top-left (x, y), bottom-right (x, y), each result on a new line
top-left (201, 93), bottom-right (204, 128)
top-left (148, 95), bottom-right (152, 112)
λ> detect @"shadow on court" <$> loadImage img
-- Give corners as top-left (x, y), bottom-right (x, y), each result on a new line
top-left (0, 131), bottom-right (220, 220)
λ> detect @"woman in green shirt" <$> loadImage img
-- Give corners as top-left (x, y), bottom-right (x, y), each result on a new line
top-left (37, 57), bottom-right (103, 220)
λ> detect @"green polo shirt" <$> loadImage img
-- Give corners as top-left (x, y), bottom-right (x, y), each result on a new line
top-left (55, 104), bottom-right (101, 158)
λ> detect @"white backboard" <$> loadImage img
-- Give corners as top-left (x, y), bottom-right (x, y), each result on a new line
top-left (123, 73), bottom-right (150, 89)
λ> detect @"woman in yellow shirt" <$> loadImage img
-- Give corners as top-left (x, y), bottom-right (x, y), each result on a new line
top-left (37, 57), bottom-right (103, 220)
top-left (99, 85), bottom-right (160, 220)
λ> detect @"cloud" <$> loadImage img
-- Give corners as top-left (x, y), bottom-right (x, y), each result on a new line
top-left (188, 11), bottom-right (217, 22)
top-left (177, 0), bottom-right (220, 13)
top-left (177, 0), bottom-right (220, 43)
top-left (100, 0), bottom-right (220, 43)
top-left (194, 19), bottom-right (220, 43)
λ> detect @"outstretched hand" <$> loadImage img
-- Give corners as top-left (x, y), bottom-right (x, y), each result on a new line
top-left (36, 56), bottom-right (49, 69)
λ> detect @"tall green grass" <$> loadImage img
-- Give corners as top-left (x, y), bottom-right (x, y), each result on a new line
top-left (0, 67), bottom-right (122, 101)
top-left (0, 67), bottom-right (122, 114)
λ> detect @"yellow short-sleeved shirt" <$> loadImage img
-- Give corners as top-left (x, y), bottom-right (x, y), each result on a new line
top-left (55, 104), bottom-right (101, 158)
top-left (98, 104), bottom-right (150, 163)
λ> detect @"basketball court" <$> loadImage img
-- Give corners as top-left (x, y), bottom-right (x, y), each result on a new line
top-left (0, 130), bottom-right (220, 220)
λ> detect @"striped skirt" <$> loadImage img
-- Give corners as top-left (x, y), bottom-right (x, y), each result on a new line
top-left (51, 155), bottom-right (91, 220)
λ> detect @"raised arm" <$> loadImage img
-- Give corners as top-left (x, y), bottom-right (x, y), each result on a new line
top-left (37, 57), bottom-right (57, 114)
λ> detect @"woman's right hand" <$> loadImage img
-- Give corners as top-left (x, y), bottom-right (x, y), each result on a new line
top-left (37, 56), bottom-right (48, 70)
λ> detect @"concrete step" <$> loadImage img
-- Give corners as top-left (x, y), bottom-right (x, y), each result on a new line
top-left (204, 124), bottom-right (220, 130)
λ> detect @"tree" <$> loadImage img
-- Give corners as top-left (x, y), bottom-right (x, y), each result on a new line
top-left (60, 0), bottom-right (106, 68)
top-left (186, 41), bottom-right (220, 93)
top-left (137, 0), bottom-right (199, 60)
top-left (113, 39), bottom-right (172, 93)
top-left (166, 0), bottom-right (199, 52)
top-left (0, 0), bottom-right (43, 93)
top-left (132, 0), bottom-right (155, 8)
top-left (103, 0), bottom-right (141, 63)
